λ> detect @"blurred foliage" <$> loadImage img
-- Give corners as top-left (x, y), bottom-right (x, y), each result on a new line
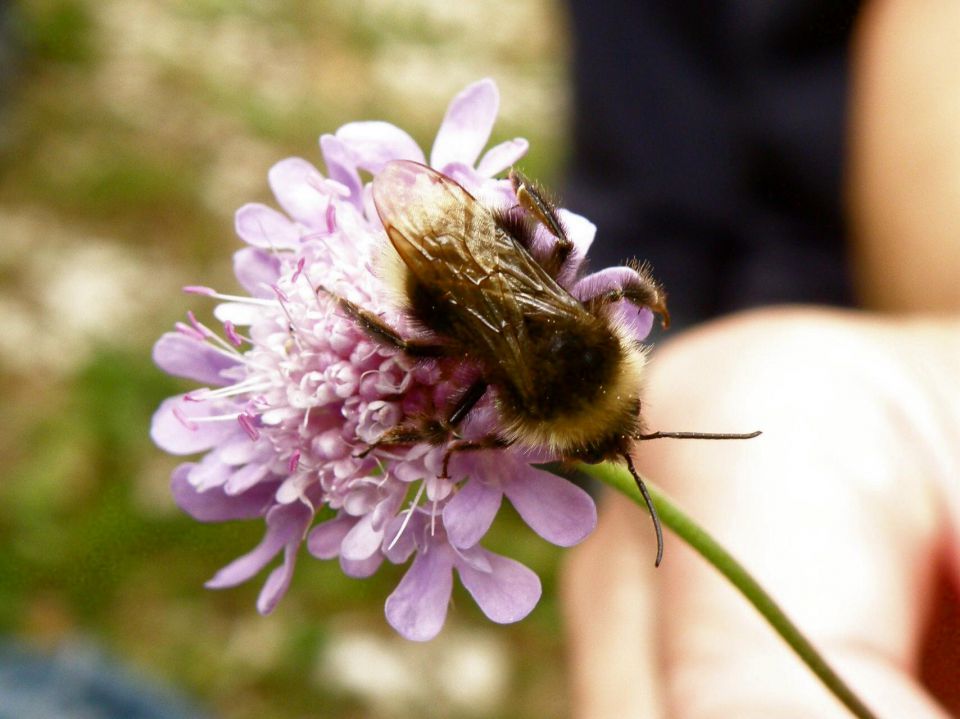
top-left (19, 0), bottom-right (96, 65)
top-left (0, 1), bottom-right (572, 717)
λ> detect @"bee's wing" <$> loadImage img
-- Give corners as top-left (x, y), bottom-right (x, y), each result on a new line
top-left (372, 160), bottom-right (585, 400)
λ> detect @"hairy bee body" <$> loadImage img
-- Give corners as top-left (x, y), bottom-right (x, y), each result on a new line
top-left (371, 160), bottom-right (657, 463)
top-left (325, 160), bottom-right (758, 566)
top-left (407, 257), bottom-right (643, 455)
top-left (494, 316), bottom-right (645, 459)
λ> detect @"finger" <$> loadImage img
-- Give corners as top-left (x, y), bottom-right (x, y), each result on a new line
top-left (638, 308), bottom-right (950, 718)
top-left (561, 493), bottom-right (666, 719)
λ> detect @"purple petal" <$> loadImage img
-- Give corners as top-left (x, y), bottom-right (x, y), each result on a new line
top-left (430, 78), bottom-right (499, 171)
top-left (474, 177), bottom-right (515, 207)
top-left (307, 513), bottom-right (355, 559)
top-left (216, 432), bottom-right (264, 466)
top-left (612, 302), bottom-right (655, 341)
top-left (555, 210), bottom-right (596, 285)
top-left (570, 267), bottom-right (637, 302)
top-left (571, 266), bottom-right (658, 341)
top-left (224, 461), bottom-right (271, 495)
top-left (185, 452), bottom-right (233, 491)
top-left (152, 332), bottom-right (239, 386)
top-left (442, 479), bottom-right (502, 549)
top-left (213, 301), bottom-right (265, 327)
top-left (385, 543), bottom-right (455, 641)
top-left (502, 465), bottom-right (597, 547)
top-left (381, 514), bottom-right (418, 564)
top-left (234, 203), bottom-right (300, 249)
top-left (205, 502), bottom-right (311, 589)
top-left (571, 265), bottom-right (645, 303)
top-left (475, 138), bottom-right (528, 177)
top-left (171, 463), bottom-right (276, 521)
top-left (233, 247), bottom-right (281, 299)
top-left (370, 487), bottom-right (406, 530)
top-left (150, 395), bottom-right (240, 455)
top-left (456, 547), bottom-right (541, 624)
top-left (257, 541), bottom-right (298, 614)
top-left (340, 552), bottom-right (384, 578)
top-left (336, 121), bottom-right (425, 174)
top-left (319, 134), bottom-right (363, 208)
top-left (560, 210), bottom-right (595, 255)
top-left (268, 157), bottom-right (329, 228)
top-left (340, 513), bottom-right (383, 561)
top-left (439, 162), bottom-right (485, 194)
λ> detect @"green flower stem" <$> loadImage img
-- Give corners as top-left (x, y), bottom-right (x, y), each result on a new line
top-left (583, 461), bottom-right (879, 719)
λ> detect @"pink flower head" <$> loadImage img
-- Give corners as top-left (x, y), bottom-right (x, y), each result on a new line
top-left (152, 79), bottom-right (653, 640)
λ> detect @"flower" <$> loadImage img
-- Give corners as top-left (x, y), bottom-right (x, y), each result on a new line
top-left (151, 79), bottom-right (653, 641)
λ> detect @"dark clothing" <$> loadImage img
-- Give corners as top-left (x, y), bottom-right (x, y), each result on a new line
top-left (567, 0), bottom-right (860, 329)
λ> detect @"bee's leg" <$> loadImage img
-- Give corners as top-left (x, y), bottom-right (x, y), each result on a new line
top-left (509, 169), bottom-right (576, 280)
top-left (439, 434), bottom-right (513, 479)
top-left (581, 262), bottom-right (671, 329)
top-left (446, 379), bottom-right (488, 427)
top-left (354, 421), bottom-right (449, 458)
top-left (360, 428), bottom-right (512, 479)
top-left (317, 285), bottom-right (446, 357)
top-left (623, 452), bottom-right (664, 567)
top-left (511, 170), bottom-right (570, 244)
top-left (355, 380), bottom-right (489, 459)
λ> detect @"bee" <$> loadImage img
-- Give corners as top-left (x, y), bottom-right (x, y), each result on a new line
top-left (320, 160), bottom-right (759, 565)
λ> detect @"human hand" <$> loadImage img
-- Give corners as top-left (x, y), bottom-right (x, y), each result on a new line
top-left (562, 307), bottom-right (960, 718)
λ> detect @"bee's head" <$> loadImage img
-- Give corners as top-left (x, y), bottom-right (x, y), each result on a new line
top-left (574, 446), bottom-right (606, 465)
top-left (569, 431), bottom-right (632, 465)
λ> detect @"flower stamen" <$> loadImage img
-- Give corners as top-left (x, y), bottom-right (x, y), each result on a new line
top-left (325, 202), bottom-right (336, 233)
top-left (172, 406), bottom-right (198, 431)
top-left (291, 257), bottom-right (306, 283)
top-left (190, 379), bottom-right (273, 401)
top-left (183, 285), bottom-right (277, 307)
top-left (388, 480), bottom-right (426, 551)
top-left (224, 321), bottom-right (244, 347)
top-left (175, 321), bottom-right (206, 341)
top-left (237, 412), bottom-right (261, 441)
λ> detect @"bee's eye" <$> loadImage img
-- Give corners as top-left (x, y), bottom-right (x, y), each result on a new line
top-left (576, 446), bottom-right (605, 464)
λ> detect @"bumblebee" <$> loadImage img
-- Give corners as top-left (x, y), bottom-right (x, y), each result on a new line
top-left (321, 160), bottom-right (758, 565)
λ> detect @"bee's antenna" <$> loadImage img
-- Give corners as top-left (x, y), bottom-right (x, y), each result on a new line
top-left (636, 430), bottom-right (762, 441)
top-left (623, 452), bottom-right (664, 567)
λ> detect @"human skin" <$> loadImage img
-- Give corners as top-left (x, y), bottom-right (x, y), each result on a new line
top-left (847, 0), bottom-right (960, 313)
top-left (562, 0), bottom-right (960, 712)
top-left (561, 308), bottom-right (960, 718)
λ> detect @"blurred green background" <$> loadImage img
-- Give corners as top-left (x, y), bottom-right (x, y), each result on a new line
top-left (0, 1), bottom-right (574, 717)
